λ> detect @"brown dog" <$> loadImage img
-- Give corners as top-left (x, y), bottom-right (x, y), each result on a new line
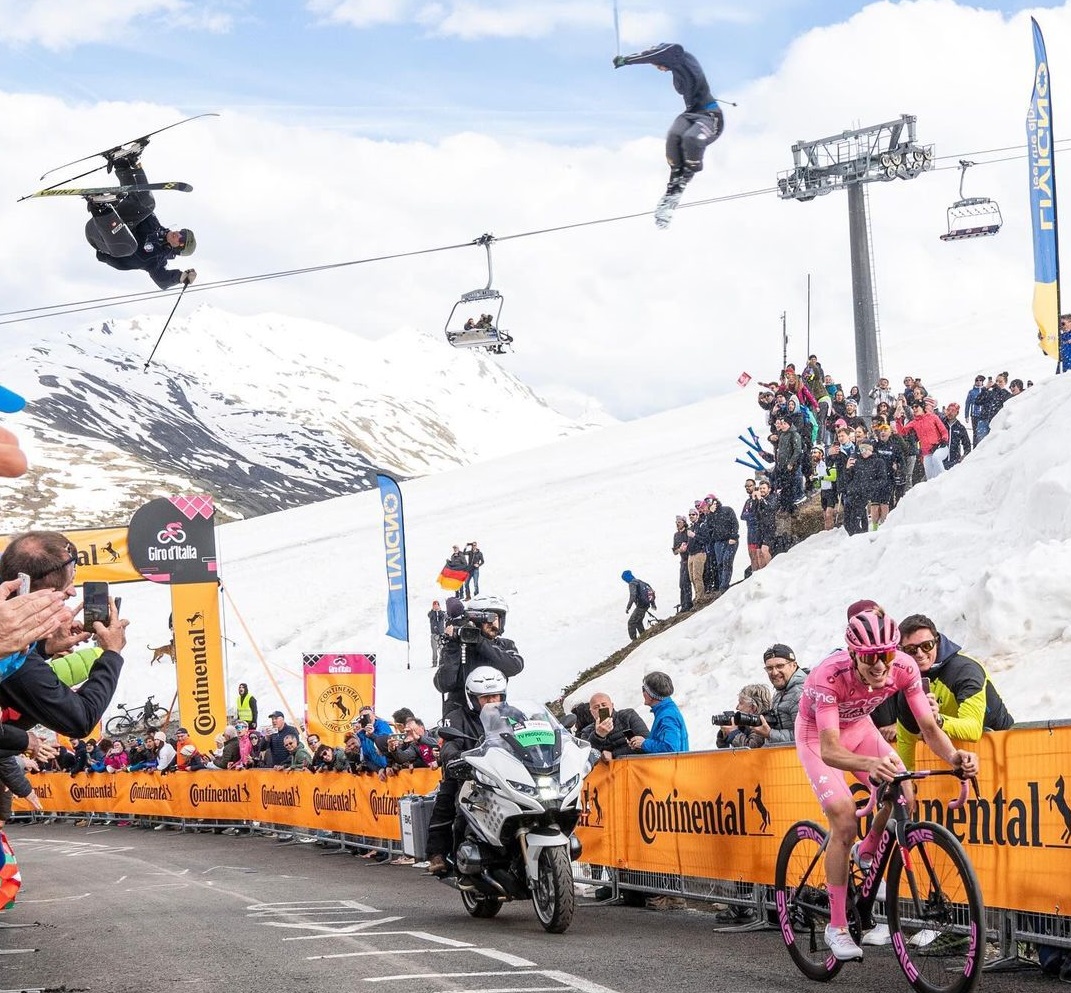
top-left (148, 642), bottom-right (175, 665)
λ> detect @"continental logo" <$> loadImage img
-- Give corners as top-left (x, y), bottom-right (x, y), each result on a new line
top-left (130, 781), bottom-right (174, 802)
top-left (854, 777), bottom-right (1071, 848)
top-left (638, 785), bottom-right (770, 844)
top-left (314, 682), bottom-right (362, 735)
top-left (34, 781), bottom-right (54, 800)
top-left (190, 783), bottom-right (251, 807)
top-left (368, 790), bottom-right (399, 821)
top-left (262, 784), bottom-right (300, 808)
top-left (313, 787), bottom-right (359, 816)
top-left (187, 623), bottom-right (218, 737)
top-left (70, 781), bottom-right (118, 802)
top-left (578, 782), bottom-right (605, 829)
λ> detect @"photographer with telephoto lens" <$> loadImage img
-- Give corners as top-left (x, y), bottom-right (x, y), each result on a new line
top-left (714, 683), bottom-right (772, 749)
top-left (432, 595), bottom-right (524, 714)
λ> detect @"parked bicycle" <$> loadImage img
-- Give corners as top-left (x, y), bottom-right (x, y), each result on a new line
top-left (775, 769), bottom-right (984, 993)
top-left (104, 696), bottom-right (169, 737)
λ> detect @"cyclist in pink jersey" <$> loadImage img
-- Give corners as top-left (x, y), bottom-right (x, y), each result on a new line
top-left (795, 608), bottom-right (979, 961)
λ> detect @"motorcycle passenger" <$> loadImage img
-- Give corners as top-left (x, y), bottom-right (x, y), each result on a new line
top-left (425, 667), bottom-right (507, 876)
top-left (433, 595), bottom-right (524, 712)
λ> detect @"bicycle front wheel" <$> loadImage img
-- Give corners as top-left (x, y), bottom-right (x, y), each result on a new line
top-left (147, 706), bottom-right (169, 727)
top-left (774, 820), bottom-right (843, 981)
top-left (105, 714), bottom-right (134, 736)
top-left (887, 821), bottom-right (985, 993)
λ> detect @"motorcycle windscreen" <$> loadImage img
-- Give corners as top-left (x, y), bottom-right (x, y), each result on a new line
top-left (480, 700), bottom-right (562, 771)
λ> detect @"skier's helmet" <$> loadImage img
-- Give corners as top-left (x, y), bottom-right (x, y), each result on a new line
top-left (465, 666), bottom-right (507, 710)
top-left (176, 228), bottom-right (196, 256)
top-left (465, 594), bottom-right (508, 633)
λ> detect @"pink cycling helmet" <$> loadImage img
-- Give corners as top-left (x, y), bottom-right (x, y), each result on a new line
top-left (845, 609), bottom-right (900, 654)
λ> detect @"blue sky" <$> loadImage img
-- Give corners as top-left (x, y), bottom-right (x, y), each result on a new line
top-left (0, 0), bottom-right (1061, 145)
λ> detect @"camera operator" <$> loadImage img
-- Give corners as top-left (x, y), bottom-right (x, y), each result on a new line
top-left (0, 531), bottom-right (128, 738)
top-left (351, 706), bottom-right (391, 774)
top-left (747, 643), bottom-right (806, 745)
top-left (714, 683), bottom-right (772, 749)
top-left (582, 691), bottom-right (649, 762)
top-left (433, 595), bottom-right (523, 714)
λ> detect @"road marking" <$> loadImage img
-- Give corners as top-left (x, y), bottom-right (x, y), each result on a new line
top-left (267, 917), bottom-right (405, 936)
top-left (127, 883), bottom-right (189, 891)
top-left (364, 972), bottom-right (621, 991)
top-left (16, 892), bottom-right (90, 904)
top-left (113, 875), bottom-right (127, 884)
top-left (308, 947), bottom-right (535, 965)
top-left (246, 899), bottom-right (378, 913)
top-left (201, 865), bottom-right (257, 874)
top-left (0, 948), bottom-right (36, 955)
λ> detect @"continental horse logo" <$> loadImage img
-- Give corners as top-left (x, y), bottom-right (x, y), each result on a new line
top-left (315, 683), bottom-right (362, 734)
top-left (637, 783), bottom-right (774, 843)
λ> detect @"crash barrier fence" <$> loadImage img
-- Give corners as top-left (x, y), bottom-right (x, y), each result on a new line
top-left (13, 721), bottom-right (1071, 966)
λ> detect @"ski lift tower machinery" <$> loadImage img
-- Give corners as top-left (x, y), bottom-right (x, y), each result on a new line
top-left (777, 115), bottom-right (934, 415)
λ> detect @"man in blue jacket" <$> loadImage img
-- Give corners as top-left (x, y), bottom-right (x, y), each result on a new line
top-left (613, 42), bottom-right (724, 227)
top-left (628, 671), bottom-right (689, 753)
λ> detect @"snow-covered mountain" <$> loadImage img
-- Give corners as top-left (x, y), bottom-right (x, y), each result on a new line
top-left (1, 305), bottom-right (610, 528)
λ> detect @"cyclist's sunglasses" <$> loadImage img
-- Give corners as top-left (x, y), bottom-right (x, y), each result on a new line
top-left (853, 649), bottom-right (897, 665)
top-left (900, 639), bottom-right (937, 656)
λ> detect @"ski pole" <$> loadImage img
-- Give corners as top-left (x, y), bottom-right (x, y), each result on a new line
top-left (143, 282), bottom-right (188, 370)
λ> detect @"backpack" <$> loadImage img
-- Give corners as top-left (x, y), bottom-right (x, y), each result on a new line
top-left (636, 581), bottom-right (656, 607)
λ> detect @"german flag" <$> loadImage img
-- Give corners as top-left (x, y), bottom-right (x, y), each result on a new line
top-left (437, 564), bottom-right (469, 591)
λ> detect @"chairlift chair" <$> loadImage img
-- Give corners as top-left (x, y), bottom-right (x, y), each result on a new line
top-left (940, 160), bottom-right (1003, 241)
top-left (444, 234), bottom-right (514, 355)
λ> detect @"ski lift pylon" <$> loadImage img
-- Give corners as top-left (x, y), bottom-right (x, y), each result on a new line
top-left (444, 233), bottom-right (514, 354)
top-left (940, 160), bottom-right (1002, 241)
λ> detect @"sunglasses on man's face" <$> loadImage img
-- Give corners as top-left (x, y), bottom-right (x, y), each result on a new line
top-left (901, 638), bottom-right (936, 656)
top-left (854, 649), bottom-right (897, 665)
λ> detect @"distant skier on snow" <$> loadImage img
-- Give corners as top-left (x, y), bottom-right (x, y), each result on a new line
top-left (612, 42), bottom-right (724, 229)
top-left (83, 140), bottom-right (197, 289)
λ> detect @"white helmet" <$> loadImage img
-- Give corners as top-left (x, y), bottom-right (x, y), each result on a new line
top-left (466, 594), bottom-right (508, 632)
top-left (465, 666), bottom-right (507, 710)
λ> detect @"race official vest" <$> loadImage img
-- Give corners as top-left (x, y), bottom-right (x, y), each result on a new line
top-left (236, 694), bottom-right (254, 722)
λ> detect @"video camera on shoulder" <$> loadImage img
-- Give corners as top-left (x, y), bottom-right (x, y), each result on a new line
top-left (711, 710), bottom-right (763, 729)
top-left (458, 608), bottom-right (498, 644)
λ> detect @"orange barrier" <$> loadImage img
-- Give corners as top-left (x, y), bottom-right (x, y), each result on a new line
top-left (18, 725), bottom-right (1071, 914)
top-left (574, 725), bottom-right (1071, 915)
top-left (19, 768), bottom-right (440, 840)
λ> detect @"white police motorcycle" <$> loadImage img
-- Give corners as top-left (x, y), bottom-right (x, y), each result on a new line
top-left (445, 699), bottom-right (597, 933)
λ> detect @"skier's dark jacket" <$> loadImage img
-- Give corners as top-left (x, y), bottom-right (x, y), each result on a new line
top-left (434, 635), bottom-right (524, 713)
top-left (896, 634), bottom-right (1014, 768)
top-left (0, 645), bottom-right (123, 738)
top-left (706, 503), bottom-right (739, 543)
top-left (96, 214), bottom-right (185, 290)
top-left (618, 43), bottom-right (717, 113)
top-left (685, 516), bottom-right (708, 555)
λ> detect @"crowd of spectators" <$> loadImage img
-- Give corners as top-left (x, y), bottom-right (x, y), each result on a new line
top-left (663, 358), bottom-right (1032, 615)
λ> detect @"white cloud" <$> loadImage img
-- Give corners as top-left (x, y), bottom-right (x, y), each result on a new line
top-left (0, 0), bottom-right (232, 49)
top-left (1, 1), bottom-right (1069, 419)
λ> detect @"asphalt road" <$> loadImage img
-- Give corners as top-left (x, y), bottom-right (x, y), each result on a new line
top-left (0, 822), bottom-right (1055, 993)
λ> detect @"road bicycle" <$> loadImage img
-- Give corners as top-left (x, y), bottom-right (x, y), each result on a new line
top-left (105, 695), bottom-right (169, 736)
top-left (774, 769), bottom-right (984, 993)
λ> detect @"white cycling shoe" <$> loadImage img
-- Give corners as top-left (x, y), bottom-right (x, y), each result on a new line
top-left (862, 923), bottom-right (892, 946)
top-left (825, 924), bottom-right (864, 961)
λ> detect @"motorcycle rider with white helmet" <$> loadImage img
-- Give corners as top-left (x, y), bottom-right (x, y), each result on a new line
top-left (425, 666), bottom-right (510, 876)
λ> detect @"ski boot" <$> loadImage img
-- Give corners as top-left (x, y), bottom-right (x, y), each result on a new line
top-left (105, 138), bottom-right (149, 172)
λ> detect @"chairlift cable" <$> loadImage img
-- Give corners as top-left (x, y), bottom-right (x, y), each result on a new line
top-left (0, 138), bottom-right (1068, 328)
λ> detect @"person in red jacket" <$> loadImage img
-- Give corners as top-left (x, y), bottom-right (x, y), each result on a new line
top-left (895, 398), bottom-right (949, 481)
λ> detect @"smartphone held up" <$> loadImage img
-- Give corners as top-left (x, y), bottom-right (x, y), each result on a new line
top-left (82, 581), bottom-right (110, 626)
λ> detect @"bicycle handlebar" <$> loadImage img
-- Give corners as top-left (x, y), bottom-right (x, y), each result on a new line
top-left (856, 768), bottom-right (976, 819)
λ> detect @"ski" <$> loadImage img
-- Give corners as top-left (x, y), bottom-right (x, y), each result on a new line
top-left (39, 113), bottom-right (220, 180)
top-left (25, 182), bottom-right (193, 200)
top-left (654, 191), bottom-right (683, 229)
top-left (0, 385), bottom-right (26, 415)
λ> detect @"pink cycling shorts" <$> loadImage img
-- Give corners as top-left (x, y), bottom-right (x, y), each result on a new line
top-left (795, 715), bottom-right (902, 811)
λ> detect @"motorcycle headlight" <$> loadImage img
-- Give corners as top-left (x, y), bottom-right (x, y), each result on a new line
top-left (560, 774), bottom-right (580, 795)
top-left (506, 779), bottom-right (540, 798)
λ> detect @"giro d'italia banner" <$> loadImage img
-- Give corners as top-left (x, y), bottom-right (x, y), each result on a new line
top-left (127, 496), bottom-right (225, 755)
top-left (303, 653), bottom-right (377, 747)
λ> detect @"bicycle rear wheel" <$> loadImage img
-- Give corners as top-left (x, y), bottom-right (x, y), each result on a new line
top-left (146, 706), bottom-right (169, 727)
top-left (775, 820), bottom-right (843, 981)
top-left (886, 821), bottom-right (985, 993)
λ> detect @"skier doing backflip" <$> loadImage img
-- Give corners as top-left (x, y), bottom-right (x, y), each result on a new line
top-left (83, 141), bottom-right (197, 289)
top-left (613, 42), bottom-right (724, 228)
